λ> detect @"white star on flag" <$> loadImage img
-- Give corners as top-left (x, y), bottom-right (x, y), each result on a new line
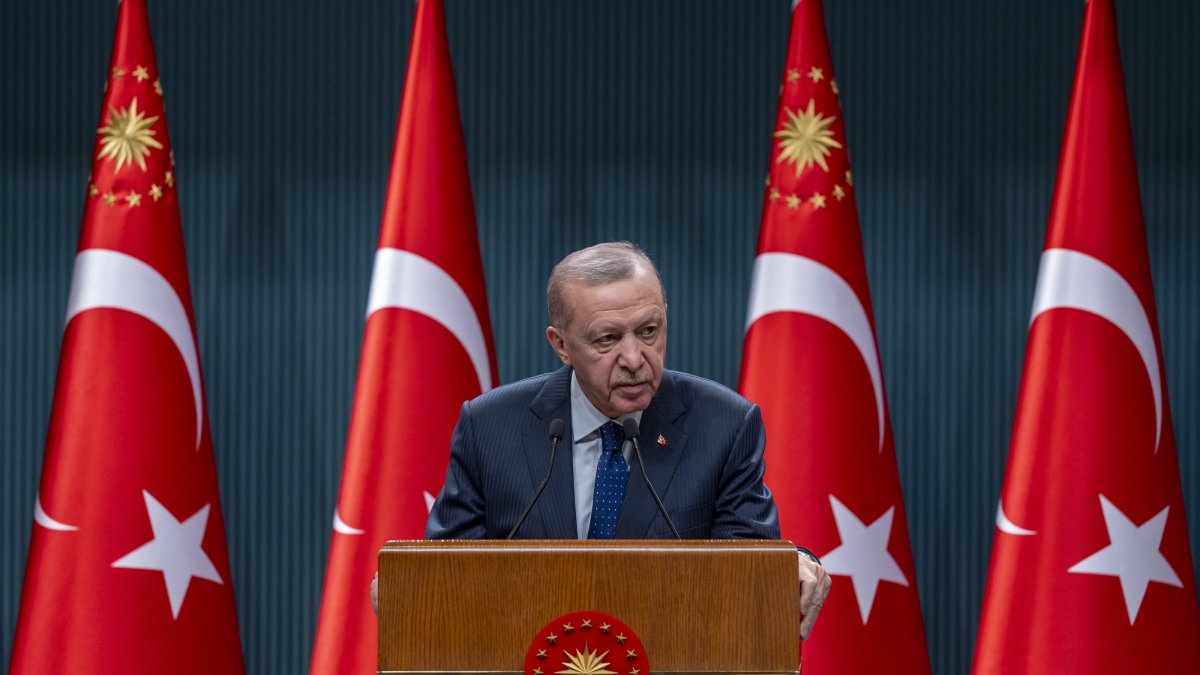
top-left (1068, 494), bottom-right (1182, 624)
top-left (112, 490), bottom-right (223, 619)
top-left (821, 495), bottom-right (909, 623)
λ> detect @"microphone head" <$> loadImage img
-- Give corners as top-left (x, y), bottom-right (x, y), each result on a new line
top-left (622, 417), bottom-right (640, 439)
top-left (548, 418), bottom-right (566, 440)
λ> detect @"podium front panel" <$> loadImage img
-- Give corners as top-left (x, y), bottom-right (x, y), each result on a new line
top-left (378, 539), bottom-right (800, 674)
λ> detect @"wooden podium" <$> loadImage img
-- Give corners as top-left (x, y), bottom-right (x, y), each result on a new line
top-left (377, 539), bottom-right (800, 674)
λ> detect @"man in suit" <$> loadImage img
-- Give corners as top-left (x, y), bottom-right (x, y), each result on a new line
top-left (380, 241), bottom-right (830, 637)
top-left (427, 366), bottom-right (778, 540)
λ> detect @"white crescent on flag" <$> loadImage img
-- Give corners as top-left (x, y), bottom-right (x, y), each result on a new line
top-left (745, 252), bottom-right (885, 452)
top-left (65, 248), bottom-right (204, 449)
top-left (33, 494), bottom-right (79, 531)
top-left (330, 491), bottom-right (438, 537)
top-left (366, 247), bottom-right (492, 393)
top-left (332, 509), bottom-right (365, 535)
top-left (1030, 248), bottom-right (1161, 450)
top-left (996, 502), bottom-right (1037, 536)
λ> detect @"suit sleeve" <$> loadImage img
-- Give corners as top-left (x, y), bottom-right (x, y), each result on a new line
top-left (711, 403), bottom-right (781, 539)
top-left (425, 401), bottom-right (487, 539)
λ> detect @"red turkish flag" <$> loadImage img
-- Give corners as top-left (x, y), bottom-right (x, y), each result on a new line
top-left (8, 1), bottom-right (244, 673)
top-left (309, 0), bottom-right (498, 672)
top-left (738, 1), bottom-right (931, 671)
top-left (972, 1), bottom-right (1200, 671)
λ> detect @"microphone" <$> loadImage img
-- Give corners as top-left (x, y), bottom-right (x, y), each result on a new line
top-left (622, 418), bottom-right (680, 539)
top-left (506, 418), bottom-right (566, 539)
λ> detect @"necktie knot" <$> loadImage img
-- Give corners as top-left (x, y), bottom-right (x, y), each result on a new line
top-left (599, 420), bottom-right (625, 456)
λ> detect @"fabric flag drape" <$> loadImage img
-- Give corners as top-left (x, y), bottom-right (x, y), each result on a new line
top-left (309, 0), bottom-right (498, 672)
top-left (972, 1), bottom-right (1200, 671)
top-left (8, 1), bottom-right (245, 672)
top-left (738, 0), bottom-right (931, 671)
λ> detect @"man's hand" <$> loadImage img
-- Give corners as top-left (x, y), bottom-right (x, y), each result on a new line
top-left (798, 554), bottom-right (831, 640)
top-left (371, 571), bottom-right (379, 615)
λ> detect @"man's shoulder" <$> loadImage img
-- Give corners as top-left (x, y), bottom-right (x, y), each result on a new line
top-left (663, 369), bottom-right (755, 414)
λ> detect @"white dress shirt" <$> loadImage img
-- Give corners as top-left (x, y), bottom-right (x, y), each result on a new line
top-left (569, 371), bottom-right (642, 539)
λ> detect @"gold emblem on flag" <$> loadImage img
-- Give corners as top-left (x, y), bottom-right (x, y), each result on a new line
top-left (96, 97), bottom-right (163, 172)
top-left (774, 98), bottom-right (842, 175)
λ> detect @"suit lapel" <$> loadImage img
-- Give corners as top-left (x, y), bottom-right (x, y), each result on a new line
top-left (615, 371), bottom-right (688, 538)
top-left (523, 366), bottom-right (577, 539)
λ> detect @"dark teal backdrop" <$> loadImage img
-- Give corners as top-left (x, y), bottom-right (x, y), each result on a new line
top-left (3, 1), bottom-right (1197, 672)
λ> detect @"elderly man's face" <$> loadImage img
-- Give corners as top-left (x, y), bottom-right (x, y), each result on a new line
top-left (546, 269), bottom-right (667, 418)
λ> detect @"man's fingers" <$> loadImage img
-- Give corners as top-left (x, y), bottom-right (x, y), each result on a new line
top-left (799, 575), bottom-right (816, 612)
top-left (799, 589), bottom-right (824, 640)
top-left (371, 571), bottom-right (379, 615)
top-left (798, 562), bottom-right (831, 640)
top-left (800, 609), bottom-right (818, 640)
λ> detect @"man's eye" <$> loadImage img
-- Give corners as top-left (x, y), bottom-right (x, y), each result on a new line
top-left (640, 326), bottom-right (658, 338)
top-left (595, 335), bottom-right (616, 346)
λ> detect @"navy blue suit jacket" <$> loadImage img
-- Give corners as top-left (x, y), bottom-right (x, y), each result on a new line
top-left (426, 366), bottom-right (780, 540)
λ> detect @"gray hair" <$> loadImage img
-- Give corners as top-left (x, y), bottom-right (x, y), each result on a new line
top-left (546, 241), bottom-right (664, 330)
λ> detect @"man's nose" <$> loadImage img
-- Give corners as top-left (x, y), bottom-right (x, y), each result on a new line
top-left (616, 334), bottom-right (645, 370)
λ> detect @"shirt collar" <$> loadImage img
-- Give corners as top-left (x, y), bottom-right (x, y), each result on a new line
top-left (569, 370), bottom-right (644, 442)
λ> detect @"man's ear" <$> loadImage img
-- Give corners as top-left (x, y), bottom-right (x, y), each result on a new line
top-left (546, 325), bottom-right (571, 365)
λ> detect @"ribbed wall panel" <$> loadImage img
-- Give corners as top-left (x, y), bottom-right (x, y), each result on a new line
top-left (2, 2), bottom-right (1197, 674)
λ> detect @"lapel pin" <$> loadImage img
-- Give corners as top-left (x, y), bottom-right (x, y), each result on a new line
top-left (657, 434), bottom-right (667, 448)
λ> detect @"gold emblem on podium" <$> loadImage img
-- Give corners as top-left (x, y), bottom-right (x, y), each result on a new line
top-left (525, 611), bottom-right (647, 675)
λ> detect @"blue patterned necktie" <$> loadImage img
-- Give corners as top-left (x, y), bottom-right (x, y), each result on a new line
top-left (587, 421), bottom-right (629, 539)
